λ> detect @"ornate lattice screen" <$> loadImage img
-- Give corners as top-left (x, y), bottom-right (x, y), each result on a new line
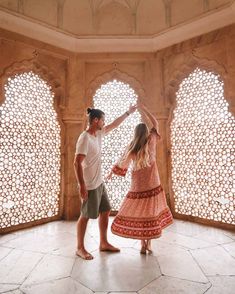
top-left (171, 68), bottom-right (235, 225)
top-left (93, 79), bottom-right (141, 210)
top-left (0, 71), bottom-right (61, 229)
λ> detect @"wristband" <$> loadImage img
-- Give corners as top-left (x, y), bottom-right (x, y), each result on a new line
top-left (125, 111), bottom-right (130, 116)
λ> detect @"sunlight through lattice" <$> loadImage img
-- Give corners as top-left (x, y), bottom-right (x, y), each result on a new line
top-left (93, 79), bottom-right (141, 210)
top-left (171, 68), bottom-right (235, 224)
top-left (0, 71), bottom-right (61, 229)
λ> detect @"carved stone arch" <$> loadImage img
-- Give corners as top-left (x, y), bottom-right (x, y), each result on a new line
top-left (0, 59), bottom-right (65, 110)
top-left (165, 55), bottom-right (229, 109)
top-left (0, 58), bottom-right (66, 230)
top-left (86, 68), bottom-right (146, 108)
top-left (165, 55), bottom-right (234, 230)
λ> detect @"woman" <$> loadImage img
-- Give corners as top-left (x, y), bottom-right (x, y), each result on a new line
top-left (108, 104), bottom-right (173, 254)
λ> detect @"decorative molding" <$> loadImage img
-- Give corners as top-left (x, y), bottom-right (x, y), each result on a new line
top-left (86, 68), bottom-right (146, 107)
top-left (203, 0), bottom-right (209, 12)
top-left (0, 57), bottom-right (64, 109)
top-left (163, 0), bottom-right (171, 27)
top-left (165, 54), bottom-right (229, 108)
top-left (62, 113), bottom-right (85, 123)
top-left (57, 0), bottom-right (66, 29)
top-left (18, 0), bottom-right (24, 14)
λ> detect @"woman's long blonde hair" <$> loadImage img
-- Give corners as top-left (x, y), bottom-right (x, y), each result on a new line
top-left (122, 123), bottom-right (150, 170)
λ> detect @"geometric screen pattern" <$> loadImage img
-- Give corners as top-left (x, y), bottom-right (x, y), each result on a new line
top-left (0, 71), bottom-right (61, 229)
top-left (93, 79), bottom-right (141, 210)
top-left (171, 68), bottom-right (235, 224)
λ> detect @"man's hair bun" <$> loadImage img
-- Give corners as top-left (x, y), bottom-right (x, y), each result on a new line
top-left (86, 108), bottom-right (105, 123)
top-left (87, 108), bottom-right (92, 114)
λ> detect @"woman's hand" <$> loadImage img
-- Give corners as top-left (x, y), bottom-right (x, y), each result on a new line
top-left (137, 102), bottom-right (148, 111)
top-left (105, 171), bottom-right (113, 181)
top-left (128, 104), bottom-right (137, 114)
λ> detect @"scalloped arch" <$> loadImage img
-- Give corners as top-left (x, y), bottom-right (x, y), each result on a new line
top-left (165, 55), bottom-right (229, 108)
top-left (0, 59), bottom-right (64, 108)
top-left (86, 69), bottom-right (145, 107)
top-left (165, 55), bottom-right (233, 224)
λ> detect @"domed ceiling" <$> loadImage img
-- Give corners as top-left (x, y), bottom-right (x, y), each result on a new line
top-left (0, 0), bottom-right (234, 52)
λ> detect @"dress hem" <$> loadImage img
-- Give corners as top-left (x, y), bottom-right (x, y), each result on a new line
top-left (111, 219), bottom-right (173, 240)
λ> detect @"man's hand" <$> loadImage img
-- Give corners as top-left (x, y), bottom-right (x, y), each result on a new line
top-left (104, 104), bottom-right (137, 134)
top-left (79, 183), bottom-right (88, 201)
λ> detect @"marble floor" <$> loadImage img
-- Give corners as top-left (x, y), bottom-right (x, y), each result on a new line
top-left (0, 218), bottom-right (235, 294)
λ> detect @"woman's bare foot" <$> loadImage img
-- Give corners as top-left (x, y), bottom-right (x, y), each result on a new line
top-left (76, 248), bottom-right (94, 260)
top-left (99, 242), bottom-right (120, 252)
top-left (146, 240), bottom-right (153, 254)
top-left (140, 240), bottom-right (147, 254)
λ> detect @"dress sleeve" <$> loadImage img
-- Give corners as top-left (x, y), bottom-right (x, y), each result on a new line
top-left (150, 127), bottom-right (161, 139)
top-left (111, 165), bottom-right (128, 177)
top-left (111, 153), bottom-right (132, 177)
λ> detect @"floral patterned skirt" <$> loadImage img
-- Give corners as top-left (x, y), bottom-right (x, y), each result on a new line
top-left (111, 185), bottom-right (173, 240)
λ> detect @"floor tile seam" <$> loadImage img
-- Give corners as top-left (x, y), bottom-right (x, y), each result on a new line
top-left (135, 275), bottom-right (162, 292)
top-left (0, 246), bottom-right (50, 254)
top-left (220, 240), bottom-right (235, 245)
top-left (70, 256), bottom-right (77, 277)
top-left (206, 274), bottom-right (235, 277)
top-left (153, 238), bottom-right (216, 250)
top-left (161, 273), bottom-right (211, 285)
top-left (189, 244), bottom-right (219, 251)
top-left (176, 233), bottom-right (218, 246)
top-left (0, 248), bottom-right (40, 285)
top-left (161, 273), bottom-right (212, 285)
top-left (20, 275), bottom-right (71, 290)
top-left (223, 232), bottom-right (235, 240)
top-left (218, 242), bottom-right (235, 259)
top-left (0, 235), bottom-right (19, 245)
top-left (192, 233), bottom-right (234, 244)
top-left (0, 247), bottom-right (14, 262)
top-left (188, 250), bottom-right (209, 282)
top-left (166, 228), bottom-right (209, 238)
top-left (46, 250), bottom-right (79, 259)
top-left (70, 274), bottom-right (96, 292)
top-left (165, 228), bottom-right (223, 239)
top-left (202, 282), bottom-right (213, 294)
top-left (20, 253), bottom-right (45, 286)
top-left (152, 239), bottom-right (192, 251)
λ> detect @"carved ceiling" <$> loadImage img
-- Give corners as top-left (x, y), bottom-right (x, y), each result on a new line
top-left (0, 0), bottom-right (234, 52)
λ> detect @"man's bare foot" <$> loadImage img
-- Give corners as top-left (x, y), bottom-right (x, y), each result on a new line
top-left (76, 248), bottom-right (94, 260)
top-left (99, 243), bottom-right (120, 252)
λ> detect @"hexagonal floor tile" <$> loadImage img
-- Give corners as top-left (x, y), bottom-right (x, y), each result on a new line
top-left (72, 248), bottom-right (161, 292)
top-left (157, 250), bottom-right (208, 283)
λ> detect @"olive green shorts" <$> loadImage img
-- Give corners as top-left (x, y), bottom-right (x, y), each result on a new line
top-left (81, 183), bottom-right (111, 219)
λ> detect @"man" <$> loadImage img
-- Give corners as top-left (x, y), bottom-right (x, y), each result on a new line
top-left (74, 105), bottom-right (137, 260)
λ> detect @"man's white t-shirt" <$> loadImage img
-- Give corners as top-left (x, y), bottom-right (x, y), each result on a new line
top-left (75, 130), bottom-right (105, 190)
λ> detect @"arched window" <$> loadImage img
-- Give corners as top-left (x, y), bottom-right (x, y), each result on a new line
top-left (171, 68), bottom-right (235, 225)
top-left (93, 79), bottom-right (141, 210)
top-left (0, 71), bottom-right (61, 229)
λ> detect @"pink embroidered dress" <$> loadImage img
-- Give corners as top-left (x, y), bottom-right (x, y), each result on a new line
top-left (111, 129), bottom-right (173, 240)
